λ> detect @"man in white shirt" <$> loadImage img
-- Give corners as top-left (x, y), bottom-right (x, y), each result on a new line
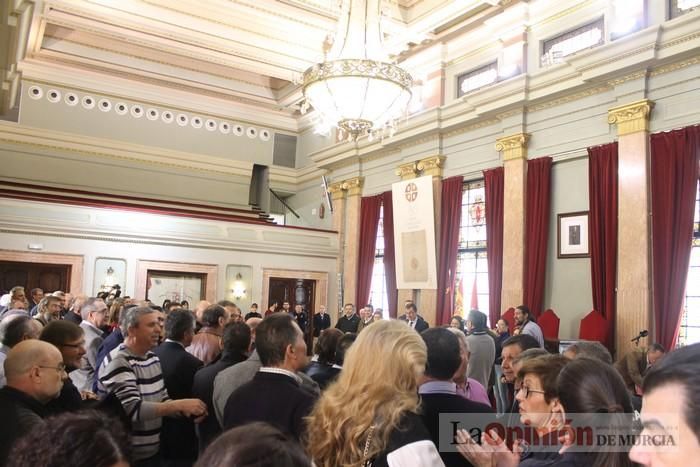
top-left (514, 305), bottom-right (544, 347)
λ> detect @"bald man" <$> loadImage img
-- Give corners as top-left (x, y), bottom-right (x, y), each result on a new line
top-left (0, 340), bottom-right (66, 464)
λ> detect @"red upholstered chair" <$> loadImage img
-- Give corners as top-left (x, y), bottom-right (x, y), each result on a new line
top-left (578, 310), bottom-right (609, 344)
top-left (539, 309), bottom-right (560, 340)
top-left (501, 307), bottom-right (516, 334)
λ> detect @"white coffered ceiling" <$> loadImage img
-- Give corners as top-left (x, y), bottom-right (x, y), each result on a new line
top-left (2, 0), bottom-right (507, 125)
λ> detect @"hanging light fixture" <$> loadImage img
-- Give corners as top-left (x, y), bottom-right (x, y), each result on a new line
top-left (301, 0), bottom-right (413, 141)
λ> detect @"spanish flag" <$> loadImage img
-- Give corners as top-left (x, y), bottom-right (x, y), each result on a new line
top-left (454, 277), bottom-right (464, 317)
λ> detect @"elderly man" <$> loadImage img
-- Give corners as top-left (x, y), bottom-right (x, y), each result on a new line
top-left (69, 297), bottom-right (107, 392)
top-left (223, 313), bottom-right (316, 440)
top-left (99, 306), bottom-right (207, 466)
top-left (0, 340), bottom-right (66, 465)
top-left (28, 288), bottom-right (43, 310)
top-left (188, 304), bottom-right (229, 365)
top-left (356, 305), bottom-right (374, 333)
top-left (313, 305), bottom-right (331, 339)
top-left (0, 315), bottom-right (43, 387)
top-left (0, 286), bottom-right (27, 315)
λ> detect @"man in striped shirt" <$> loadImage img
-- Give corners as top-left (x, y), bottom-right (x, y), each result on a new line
top-left (99, 306), bottom-right (207, 467)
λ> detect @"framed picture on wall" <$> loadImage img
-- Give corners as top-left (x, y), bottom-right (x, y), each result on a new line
top-left (557, 211), bottom-right (590, 258)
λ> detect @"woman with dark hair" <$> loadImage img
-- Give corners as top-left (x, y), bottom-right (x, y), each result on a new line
top-left (196, 422), bottom-right (311, 467)
top-left (458, 356), bottom-right (636, 467)
top-left (450, 315), bottom-right (465, 333)
top-left (304, 328), bottom-right (343, 390)
top-left (8, 410), bottom-right (130, 467)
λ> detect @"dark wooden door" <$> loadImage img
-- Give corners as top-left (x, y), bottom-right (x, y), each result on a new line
top-left (0, 261), bottom-right (71, 293)
top-left (268, 277), bottom-right (316, 353)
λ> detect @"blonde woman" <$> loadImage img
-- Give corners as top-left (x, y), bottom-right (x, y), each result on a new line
top-left (304, 319), bottom-right (445, 467)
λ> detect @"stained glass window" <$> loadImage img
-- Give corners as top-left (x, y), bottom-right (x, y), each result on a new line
top-left (455, 180), bottom-right (490, 323)
top-left (678, 181), bottom-right (700, 346)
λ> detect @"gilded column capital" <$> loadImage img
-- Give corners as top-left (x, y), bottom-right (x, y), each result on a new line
top-left (416, 155), bottom-right (446, 177)
top-left (342, 176), bottom-right (364, 197)
top-left (496, 133), bottom-right (529, 161)
top-left (395, 161), bottom-right (418, 180)
top-left (607, 99), bottom-right (654, 136)
top-left (328, 181), bottom-right (346, 201)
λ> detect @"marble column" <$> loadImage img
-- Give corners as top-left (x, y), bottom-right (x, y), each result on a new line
top-left (416, 155), bottom-right (446, 327)
top-left (328, 181), bottom-right (347, 317)
top-left (607, 99), bottom-right (654, 357)
top-left (341, 176), bottom-right (364, 308)
top-left (496, 133), bottom-right (529, 312)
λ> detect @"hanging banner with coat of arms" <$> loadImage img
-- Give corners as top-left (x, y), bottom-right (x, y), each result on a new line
top-left (392, 175), bottom-right (438, 289)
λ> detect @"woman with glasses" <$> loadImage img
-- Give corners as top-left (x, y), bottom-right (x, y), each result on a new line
top-left (457, 356), bottom-right (636, 467)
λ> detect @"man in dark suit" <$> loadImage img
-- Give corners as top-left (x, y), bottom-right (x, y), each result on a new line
top-left (192, 321), bottom-right (251, 453)
top-left (418, 328), bottom-right (493, 467)
top-left (223, 313), bottom-right (316, 441)
top-left (0, 340), bottom-right (65, 465)
top-left (312, 305), bottom-right (331, 338)
top-left (614, 343), bottom-right (665, 395)
top-left (154, 309), bottom-right (203, 466)
top-left (335, 303), bottom-right (360, 333)
top-left (400, 303), bottom-right (429, 332)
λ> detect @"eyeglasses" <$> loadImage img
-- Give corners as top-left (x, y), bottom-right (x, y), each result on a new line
top-left (61, 341), bottom-right (85, 349)
top-left (518, 386), bottom-right (546, 399)
top-left (38, 363), bottom-right (67, 374)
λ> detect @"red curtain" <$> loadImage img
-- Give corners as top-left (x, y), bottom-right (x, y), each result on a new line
top-left (650, 125), bottom-right (700, 350)
top-left (382, 190), bottom-right (398, 318)
top-left (355, 194), bottom-right (383, 309)
top-left (484, 167), bottom-right (504, 328)
top-left (588, 142), bottom-right (618, 351)
top-left (523, 157), bottom-right (552, 318)
top-left (436, 176), bottom-right (464, 325)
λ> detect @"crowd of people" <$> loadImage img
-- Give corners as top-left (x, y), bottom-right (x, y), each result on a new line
top-left (0, 285), bottom-right (697, 467)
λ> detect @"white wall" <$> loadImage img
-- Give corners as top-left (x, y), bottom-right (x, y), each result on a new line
top-left (0, 198), bottom-right (340, 313)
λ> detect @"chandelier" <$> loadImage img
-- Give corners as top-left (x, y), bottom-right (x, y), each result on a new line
top-left (301, 0), bottom-right (413, 141)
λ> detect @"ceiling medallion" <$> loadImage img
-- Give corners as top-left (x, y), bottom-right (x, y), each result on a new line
top-left (301, 0), bottom-right (412, 141)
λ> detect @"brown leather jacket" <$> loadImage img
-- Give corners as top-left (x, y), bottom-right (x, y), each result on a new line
top-left (187, 327), bottom-right (222, 365)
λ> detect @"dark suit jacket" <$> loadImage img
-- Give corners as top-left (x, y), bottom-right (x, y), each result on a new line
top-left (0, 386), bottom-right (46, 466)
top-left (400, 315), bottom-right (429, 333)
top-left (335, 314), bottom-right (360, 333)
top-left (419, 391), bottom-right (494, 467)
top-left (303, 361), bottom-right (341, 390)
top-left (223, 371), bottom-right (317, 440)
top-left (153, 341), bottom-right (204, 462)
top-left (45, 376), bottom-right (83, 415)
top-left (192, 351), bottom-right (248, 452)
top-left (313, 312), bottom-right (331, 337)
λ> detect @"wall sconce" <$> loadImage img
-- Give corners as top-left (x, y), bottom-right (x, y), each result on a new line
top-left (231, 273), bottom-right (247, 300)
